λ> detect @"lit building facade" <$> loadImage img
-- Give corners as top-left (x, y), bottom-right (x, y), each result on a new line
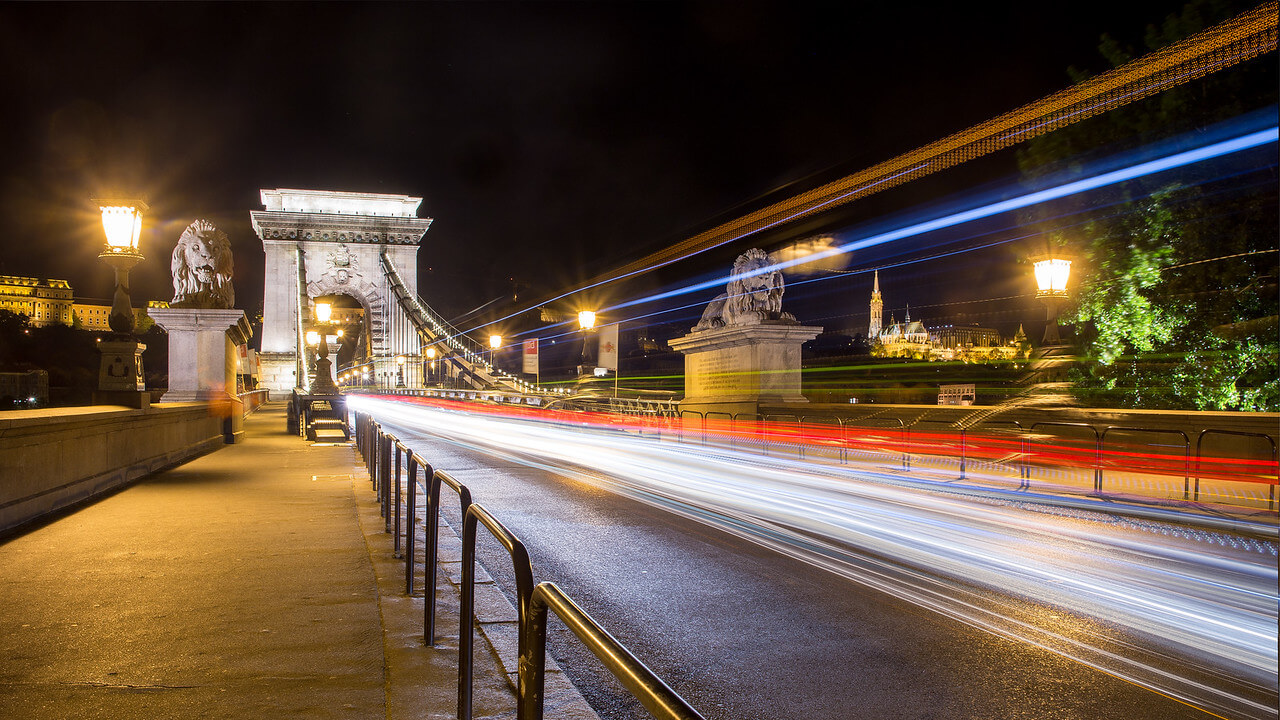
top-left (74, 302), bottom-right (155, 332)
top-left (866, 273), bottom-right (1026, 361)
top-left (0, 276), bottom-right (74, 327)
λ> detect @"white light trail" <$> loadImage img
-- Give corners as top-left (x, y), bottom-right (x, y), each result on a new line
top-left (354, 397), bottom-right (1280, 719)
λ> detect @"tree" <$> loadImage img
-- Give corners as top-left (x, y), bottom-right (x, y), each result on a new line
top-left (1017, 0), bottom-right (1279, 410)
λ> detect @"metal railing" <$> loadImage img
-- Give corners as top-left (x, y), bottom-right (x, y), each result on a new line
top-left (910, 418), bottom-right (966, 480)
top-left (350, 410), bottom-right (705, 720)
top-left (1099, 426), bottom-right (1190, 499)
top-left (524, 581), bottom-right (705, 720)
top-left (426, 469), bottom-right (472, 647)
top-left (1028, 421), bottom-right (1103, 491)
top-left (461, 503), bottom-right (534, 720)
top-left (1196, 429), bottom-right (1278, 509)
top-left (649, 409), bottom-right (1275, 509)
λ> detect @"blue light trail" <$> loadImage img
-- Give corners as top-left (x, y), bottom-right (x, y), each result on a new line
top-left (606, 126), bottom-right (1278, 312)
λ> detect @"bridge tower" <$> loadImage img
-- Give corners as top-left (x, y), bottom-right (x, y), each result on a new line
top-left (251, 189), bottom-right (433, 396)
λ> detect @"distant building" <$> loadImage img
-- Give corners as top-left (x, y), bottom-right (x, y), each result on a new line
top-left (0, 276), bottom-right (74, 327)
top-left (866, 273), bottom-right (1026, 362)
top-left (0, 275), bottom-right (162, 331)
top-left (73, 301), bottom-right (155, 331)
top-left (72, 301), bottom-right (112, 330)
top-left (0, 369), bottom-right (49, 407)
top-left (931, 325), bottom-right (1003, 349)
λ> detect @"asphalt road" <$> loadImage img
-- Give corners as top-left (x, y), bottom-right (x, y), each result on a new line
top-left (373, 408), bottom-right (1259, 720)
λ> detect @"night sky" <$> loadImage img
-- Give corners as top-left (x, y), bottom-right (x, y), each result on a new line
top-left (0, 0), bottom-right (1238, 340)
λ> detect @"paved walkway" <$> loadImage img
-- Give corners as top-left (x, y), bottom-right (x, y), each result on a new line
top-left (0, 403), bottom-right (522, 720)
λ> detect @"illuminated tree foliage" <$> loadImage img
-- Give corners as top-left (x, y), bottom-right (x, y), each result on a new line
top-left (1019, 0), bottom-right (1279, 411)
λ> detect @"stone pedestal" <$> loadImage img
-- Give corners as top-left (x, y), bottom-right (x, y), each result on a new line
top-left (668, 321), bottom-right (822, 416)
top-left (150, 308), bottom-right (252, 403)
top-left (95, 339), bottom-right (149, 408)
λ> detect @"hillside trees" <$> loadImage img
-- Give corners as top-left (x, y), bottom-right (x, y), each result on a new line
top-left (1017, 0), bottom-right (1278, 410)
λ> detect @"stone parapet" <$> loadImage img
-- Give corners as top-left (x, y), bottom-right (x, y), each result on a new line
top-left (0, 403), bottom-right (226, 535)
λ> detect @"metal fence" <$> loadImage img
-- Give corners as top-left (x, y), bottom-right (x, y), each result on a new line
top-left (631, 410), bottom-right (1277, 511)
top-left (353, 411), bottom-right (705, 720)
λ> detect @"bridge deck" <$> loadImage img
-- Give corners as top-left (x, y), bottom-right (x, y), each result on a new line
top-left (0, 403), bottom-right (518, 720)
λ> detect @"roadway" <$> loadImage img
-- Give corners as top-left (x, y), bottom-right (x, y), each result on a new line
top-left (357, 396), bottom-right (1279, 720)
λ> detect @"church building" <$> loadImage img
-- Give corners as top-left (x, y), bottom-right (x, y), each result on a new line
top-left (866, 271), bottom-right (1025, 361)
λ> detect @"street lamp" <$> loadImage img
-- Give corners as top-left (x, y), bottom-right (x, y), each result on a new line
top-left (96, 200), bottom-right (147, 334)
top-left (489, 334), bottom-right (502, 369)
top-left (93, 199), bottom-right (149, 405)
top-left (577, 310), bottom-right (596, 377)
top-left (1033, 256), bottom-right (1072, 344)
top-left (396, 354), bottom-right (406, 387)
top-left (309, 301), bottom-right (339, 394)
top-left (425, 347), bottom-right (437, 385)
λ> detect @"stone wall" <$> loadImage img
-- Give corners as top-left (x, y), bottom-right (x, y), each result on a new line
top-left (0, 403), bottom-right (227, 535)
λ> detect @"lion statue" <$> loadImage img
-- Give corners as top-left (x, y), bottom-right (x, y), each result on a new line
top-left (693, 248), bottom-right (796, 331)
top-left (170, 219), bottom-right (234, 309)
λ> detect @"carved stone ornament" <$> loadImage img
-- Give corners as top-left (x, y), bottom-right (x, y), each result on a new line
top-left (693, 248), bottom-right (797, 331)
top-left (323, 244), bottom-right (359, 285)
top-left (170, 219), bottom-right (235, 309)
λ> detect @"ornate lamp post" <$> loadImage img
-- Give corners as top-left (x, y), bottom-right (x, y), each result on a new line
top-left (425, 346), bottom-right (437, 386)
top-left (395, 354), bottom-right (406, 387)
top-left (577, 310), bottom-right (596, 377)
top-left (93, 199), bottom-right (149, 406)
top-left (309, 302), bottom-right (340, 394)
top-left (1033, 256), bottom-right (1072, 344)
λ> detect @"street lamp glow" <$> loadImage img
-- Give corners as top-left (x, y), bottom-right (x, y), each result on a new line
top-left (315, 301), bottom-right (332, 323)
top-left (578, 311), bottom-right (596, 330)
top-left (96, 201), bottom-right (147, 253)
top-left (490, 335), bottom-right (502, 349)
top-left (92, 197), bottom-right (149, 400)
top-left (426, 347), bottom-right (437, 360)
top-left (1032, 255), bottom-right (1072, 345)
top-left (396, 355), bottom-right (406, 366)
top-left (1034, 258), bottom-right (1072, 297)
top-left (305, 330), bottom-right (321, 346)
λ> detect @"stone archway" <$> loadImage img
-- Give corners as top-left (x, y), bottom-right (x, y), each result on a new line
top-left (251, 189), bottom-right (433, 395)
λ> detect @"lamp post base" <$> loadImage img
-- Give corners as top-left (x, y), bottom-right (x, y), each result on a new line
top-left (98, 338), bottom-right (146, 391)
top-left (94, 338), bottom-right (149, 408)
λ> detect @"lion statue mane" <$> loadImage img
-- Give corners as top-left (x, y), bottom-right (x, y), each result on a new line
top-left (170, 219), bottom-right (234, 309)
top-left (693, 248), bottom-right (796, 331)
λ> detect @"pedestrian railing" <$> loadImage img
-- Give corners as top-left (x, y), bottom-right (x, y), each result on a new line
top-left (1099, 426), bottom-right (1190, 498)
top-left (629, 408), bottom-right (1275, 509)
top-left (524, 581), bottom-right (705, 720)
top-left (1196, 429), bottom-right (1278, 509)
top-left (460, 503), bottom-right (534, 720)
top-left (425, 469), bottom-right (472, 647)
top-left (349, 411), bottom-right (702, 720)
top-left (909, 418), bottom-right (967, 480)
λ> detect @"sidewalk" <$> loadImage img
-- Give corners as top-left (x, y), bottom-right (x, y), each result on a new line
top-left (0, 403), bottom-right (528, 720)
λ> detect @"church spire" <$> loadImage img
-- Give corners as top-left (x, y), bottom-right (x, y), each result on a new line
top-left (868, 270), bottom-right (883, 339)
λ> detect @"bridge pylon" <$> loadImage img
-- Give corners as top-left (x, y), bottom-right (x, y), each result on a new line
top-left (251, 189), bottom-right (433, 397)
